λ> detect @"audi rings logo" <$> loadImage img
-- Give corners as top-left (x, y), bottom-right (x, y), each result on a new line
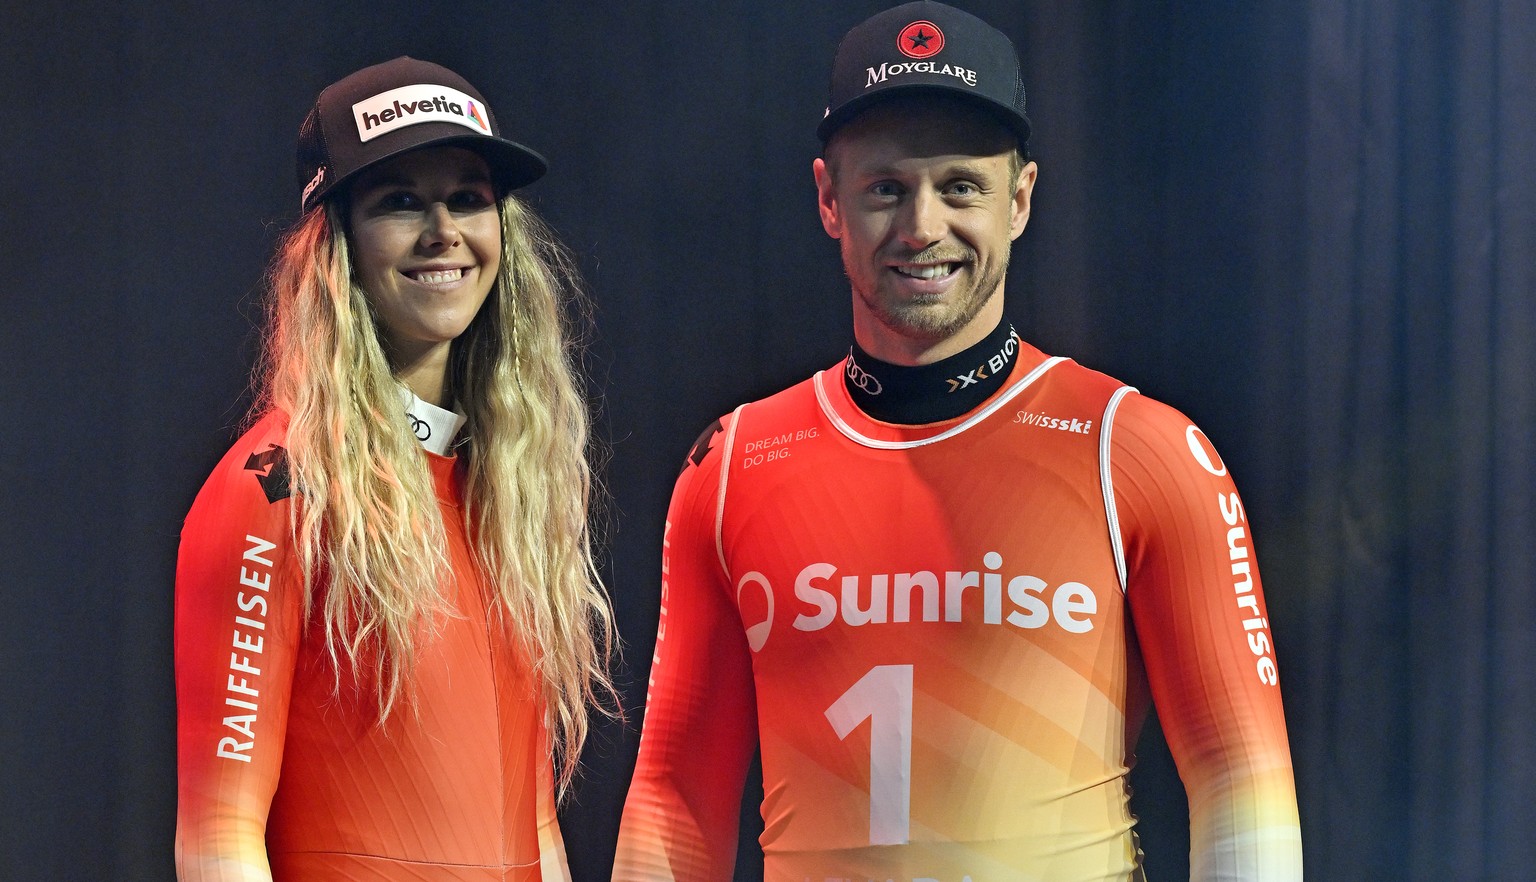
top-left (846, 358), bottom-right (883, 396)
top-left (737, 571), bottom-right (774, 652)
top-left (409, 414), bottom-right (431, 442)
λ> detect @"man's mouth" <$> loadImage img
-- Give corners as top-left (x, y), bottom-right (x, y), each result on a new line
top-left (893, 263), bottom-right (960, 280)
top-left (407, 268), bottom-right (466, 284)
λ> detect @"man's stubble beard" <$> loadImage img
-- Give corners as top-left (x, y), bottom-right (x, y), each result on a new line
top-left (846, 241), bottom-right (1009, 345)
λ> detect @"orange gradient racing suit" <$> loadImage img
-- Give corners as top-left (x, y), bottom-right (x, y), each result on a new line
top-left (175, 412), bottom-right (570, 881)
top-left (615, 345), bottom-right (1303, 881)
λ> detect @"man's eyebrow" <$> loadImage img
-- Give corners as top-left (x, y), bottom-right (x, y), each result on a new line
top-left (940, 160), bottom-right (1003, 180)
top-left (852, 162), bottom-right (901, 178)
top-left (849, 160), bottom-right (1001, 181)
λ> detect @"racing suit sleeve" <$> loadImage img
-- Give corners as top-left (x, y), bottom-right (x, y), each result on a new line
top-left (613, 417), bottom-right (760, 881)
top-left (1111, 393), bottom-right (1304, 881)
top-left (174, 435), bottom-right (302, 882)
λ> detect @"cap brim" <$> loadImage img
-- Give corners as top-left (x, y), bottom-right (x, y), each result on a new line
top-left (449, 134), bottom-right (549, 191)
top-left (817, 83), bottom-right (1031, 148)
top-left (306, 131), bottom-right (548, 212)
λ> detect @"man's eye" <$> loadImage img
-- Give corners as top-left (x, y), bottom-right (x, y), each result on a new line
top-left (870, 182), bottom-right (900, 198)
top-left (948, 182), bottom-right (977, 196)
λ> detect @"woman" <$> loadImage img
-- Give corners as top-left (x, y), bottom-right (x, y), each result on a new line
top-left (175, 57), bottom-right (613, 881)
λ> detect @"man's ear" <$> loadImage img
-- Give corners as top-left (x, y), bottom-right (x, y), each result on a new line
top-left (813, 157), bottom-right (842, 239)
top-left (1009, 160), bottom-right (1038, 240)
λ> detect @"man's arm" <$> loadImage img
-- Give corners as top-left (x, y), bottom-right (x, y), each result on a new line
top-left (1111, 394), bottom-right (1304, 881)
top-left (613, 417), bottom-right (760, 881)
top-left (174, 434), bottom-right (301, 882)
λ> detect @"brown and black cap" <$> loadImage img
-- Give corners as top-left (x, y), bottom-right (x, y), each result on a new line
top-left (296, 56), bottom-right (547, 213)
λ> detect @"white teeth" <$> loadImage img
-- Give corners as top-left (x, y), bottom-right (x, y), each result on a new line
top-left (897, 263), bottom-right (956, 279)
top-left (411, 268), bottom-right (465, 284)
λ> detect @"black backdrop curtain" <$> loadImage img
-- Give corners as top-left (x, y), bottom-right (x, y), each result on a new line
top-left (1, 2), bottom-right (1530, 880)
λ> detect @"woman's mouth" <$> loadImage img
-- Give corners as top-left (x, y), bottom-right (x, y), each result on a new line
top-left (407, 267), bottom-right (466, 284)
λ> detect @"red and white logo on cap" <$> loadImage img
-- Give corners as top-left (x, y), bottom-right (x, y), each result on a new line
top-left (897, 20), bottom-right (944, 59)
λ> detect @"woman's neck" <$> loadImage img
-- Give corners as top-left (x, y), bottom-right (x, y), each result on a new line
top-left (390, 341), bottom-right (453, 408)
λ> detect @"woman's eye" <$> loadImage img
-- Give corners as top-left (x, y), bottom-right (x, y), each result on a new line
top-left (378, 191), bottom-right (421, 211)
top-left (449, 190), bottom-right (493, 210)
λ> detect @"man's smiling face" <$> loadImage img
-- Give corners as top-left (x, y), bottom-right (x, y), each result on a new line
top-left (815, 96), bottom-right (1035, 363)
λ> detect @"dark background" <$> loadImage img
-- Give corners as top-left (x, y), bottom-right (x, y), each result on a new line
top-left (2, 2), bottom-right (1532, 880)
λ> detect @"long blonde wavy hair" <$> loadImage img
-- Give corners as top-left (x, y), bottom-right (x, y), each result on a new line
top-left (258, 190), bottom-right (614, 795)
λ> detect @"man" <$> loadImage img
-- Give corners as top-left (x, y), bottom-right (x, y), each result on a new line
top-left (613, 3), bottom-right (1303, 880)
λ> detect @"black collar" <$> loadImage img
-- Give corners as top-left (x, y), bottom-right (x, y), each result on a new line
top-left (844, 320), bottom-right (1023, 424)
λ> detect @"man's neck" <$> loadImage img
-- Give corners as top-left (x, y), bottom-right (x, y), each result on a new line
top-left (852, 295), bottom-right (1005, 366)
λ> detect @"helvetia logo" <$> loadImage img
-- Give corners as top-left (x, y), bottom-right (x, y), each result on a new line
top-left (352, 84), bottom-right (491, 143)
top-left (466, 99), bottom-right (489, 132)
top-left (897, 20), bottom-right (944, 59)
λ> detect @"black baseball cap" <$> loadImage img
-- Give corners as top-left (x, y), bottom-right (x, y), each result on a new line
top-left (818, 1), bottom-right (1030, 148)
top-left (296, 56), bottom-right (548, 213)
